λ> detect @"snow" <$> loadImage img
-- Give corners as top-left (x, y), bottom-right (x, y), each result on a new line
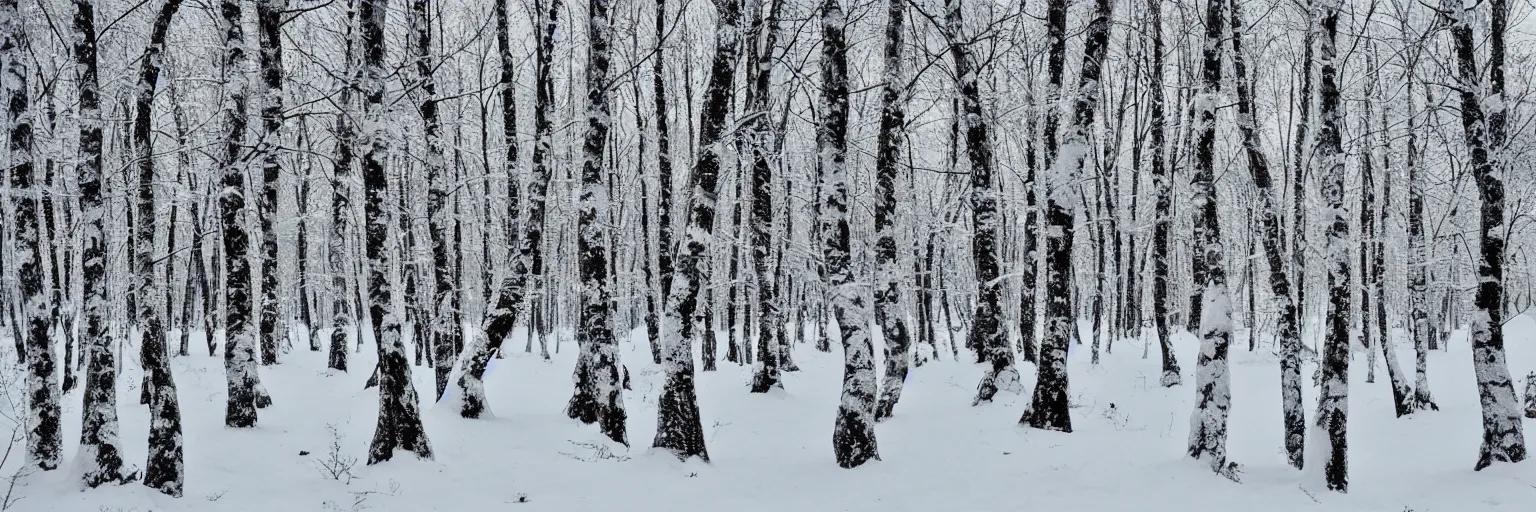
top-left (3, 317), bottom-right (1534, 511)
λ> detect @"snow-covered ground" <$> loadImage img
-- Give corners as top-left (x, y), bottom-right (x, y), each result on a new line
top-left (3, 316), bottom-right (1533, 512)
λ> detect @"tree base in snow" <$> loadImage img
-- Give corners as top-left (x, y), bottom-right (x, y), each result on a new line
top-left (833, 407), bottom-right (879, 468)
top-left (653, 373), bottom-right (709, 463)
top-left (1523, 373), bottom-right (1536, 419)
top-left (972, 365), bottom-right (1021, 405)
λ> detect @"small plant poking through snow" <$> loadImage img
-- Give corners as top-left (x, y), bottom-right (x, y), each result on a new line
top-left (315, 423), bottom-right (359, 483)
top-left (559, 440), bottom-right (630, 462)
top-left (321, 480), bottom-right (399, 512)
top-left (1, 426), bottom-right (32, 511)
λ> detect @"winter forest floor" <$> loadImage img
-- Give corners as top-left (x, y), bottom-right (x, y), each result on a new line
top-left (2, 316), bottom-right (1534, 512)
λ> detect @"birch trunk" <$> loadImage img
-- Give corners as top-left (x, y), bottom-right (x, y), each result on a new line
top-left (1447, 0), bottom-right (1527, 471)
top-left (871, 0), bottom-right (910, 420)
top-left (131, 0), bottom-right (186, 494)
top-left (361, 0), bottom-right (433, 464)
top-left (1147, 0), bottom-right (1181, 388)
top-left (1229, 0), bottom-right (1304, 468)
top-left (3, 0), bottom-right (62, 470)
top-left (1312, 0), bottom-right (1349, 491)
top-left (1186, 0), bottom-right (1237, 480)
top-left (73, 0), bottom-right (134, 486)
top-left (653, 0), bottom-right (739, 462)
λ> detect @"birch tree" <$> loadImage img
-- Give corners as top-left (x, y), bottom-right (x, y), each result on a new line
top-left (408, 0), bottom-right (459, 402)
top-left (871, 0), bottom-right (909, 420)
top-left (132, 0), bottom-right (186, 494)
top-left (748, 0), bottom-right (787, 394)
top-left (219, 0), bottom-right (261, 430)
top-left (1023, 0), bottom-right (1112, 433)
top-left (4, 0), bottom-right (61, 471)
top-left (361, 0), bottom-right (433, 464)
top-left (568, 0), bottom-right (628, 446)
top-left (821, 0), bottom-right (877, 468)
top-left (1445, 0), bottom-right (1528, 471)
top-left (1186, 0), bottom-right (1237, 480)
top-left (74, 0), bottom-right (134, 486)
top-left (947, 0), bottom-right (1017, 405)
top-left (1311, 0), bottom-right (1350, 492)
top-left (458, 0), bottom-right (561, 419)
top-left (1228, 0), bottom-right (1303, 469)
top-left (653, 0), bottom-right (740, 463)
top-left (1147, 0), bottom-right (1181, 388)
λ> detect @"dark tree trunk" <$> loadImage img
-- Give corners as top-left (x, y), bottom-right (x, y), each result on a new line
top-left (1358, 113), bottom-right (1376, 384)
top-left (131, 0), bottom-right (187, 494)
top-left (726, 200), bottom-right (742, 364)
top-left (822, 0), bottom-right (878, 468)
top-left (360, 0), bottom-right (433, 464)
top-left (1186, 0), bottom-right (1236, 480)
top-left (73, 0), bottom-right (134, 486)
top-left (1022, 0), bottom-right (1109, 433)
top-left (330, 0), bottom-right (360, 373)
top-left (1090, 179), bottom-right (1106, 364)
top-left (871, 0), bottom-right (909, 420)
top-left (496, 0), bottom-right (520, 254)
top-left (4, 0), bottom-right (62, 470)
top-left (41, 96), bottom-right (75, 390)
top-left (1315, 1), bottom-right (1349, 491)
top-left (1148, 0), bottom-right (1180, 388)
top-left (565, 0), bottom-right (627, 446)
top-left (1403, 51), bottom-right (1437, 412)
top-left (459, 0), bottom-right (561, 418)
top-left (218, 0), bottom-right (260, 430)
top-left (653, 0), bottom-right (739, 463)
top-left (174, 83), bottom-right (202, 358)
top-left (297, 161), bottom-right (316, 350)
top-left (749, 0), bottom-right (786, 393)
top-left (1449, 0), bottom-right (1527, 471)
top-left (1228, 0), bottom-right (1303, 468)
top-left (702, 287), bottom-right (718, 371)
top-left (409, 0), bottom-right (460, 403)
top-left (947, 0), bottom-right (1016, 405)
top-left (648, 0), bottom-right (676, 365)
top-left (1523, 373), bottom-right (1536, 419)
top-left (1364, 48), bottom-right (1410, 416)
top-left (1291, 9), bottom-right (1315, 333)
top-left (255, 0), bottom-right (286, 366)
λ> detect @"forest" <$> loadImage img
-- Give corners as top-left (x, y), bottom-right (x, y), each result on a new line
top-left (0, 0), bottom-right (1534, 510)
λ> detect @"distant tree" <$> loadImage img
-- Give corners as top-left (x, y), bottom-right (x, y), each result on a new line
top-left (1146, 0), bottom-right (1181, 388)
